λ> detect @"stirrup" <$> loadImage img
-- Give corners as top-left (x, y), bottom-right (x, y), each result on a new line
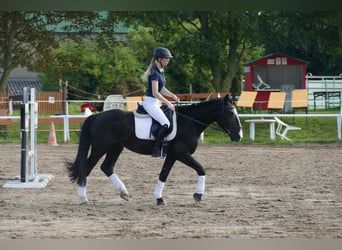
top-left (152, 139), bottom-right (167, 158)
top-left (161, 140), bottom-right (167, 158)
top-left (152, 149), bottom-right (162, 158)
top-left (152, 149), bottom-right (166, 158)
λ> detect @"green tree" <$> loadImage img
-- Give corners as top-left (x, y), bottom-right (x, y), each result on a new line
top-left (39, 37), bottom-right (144, 98)
top-left (0, 11), bottom-right (110, 91)
top-left (258, 11), bottom-right (342, 75)
top-left (125, 26), bottom-right (159, 66)
top-left (113, 11), bottom-right (264, 93)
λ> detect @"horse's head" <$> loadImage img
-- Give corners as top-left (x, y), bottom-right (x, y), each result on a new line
top-left (216, 95), bottom-right (243, 142)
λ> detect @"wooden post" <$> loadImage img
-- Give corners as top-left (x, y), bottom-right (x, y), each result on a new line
top-left (61, 80), bottom-right (68, 115)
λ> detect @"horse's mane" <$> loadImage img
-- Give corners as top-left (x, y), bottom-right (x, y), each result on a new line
top-left (176, 98), bottom-right (222, 114)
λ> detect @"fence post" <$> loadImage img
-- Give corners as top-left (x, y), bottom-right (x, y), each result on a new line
top-left (61, 80), bottom-right (68, 115)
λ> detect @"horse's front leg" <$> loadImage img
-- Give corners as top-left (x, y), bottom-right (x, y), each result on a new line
top-left (178, 153), bottom-right (206, 202)
top-left (153, 156), bottom-right (176, 205)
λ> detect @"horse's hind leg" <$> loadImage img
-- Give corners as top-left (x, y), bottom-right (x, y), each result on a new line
top-left (78, 180), bottom-right (89, 205)
top-left (77, 150), bottom-right (106, 205)
top-left (100, 145), bottom-right (129, 201)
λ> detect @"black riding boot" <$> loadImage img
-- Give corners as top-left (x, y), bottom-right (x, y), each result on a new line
top-left (152, 125), bottom-right (168, 158)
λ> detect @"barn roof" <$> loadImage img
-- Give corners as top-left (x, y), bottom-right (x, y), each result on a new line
top-left (6, 78), bottom-right (42, 96)
top-left (244, 52), bottom-right (308, 66)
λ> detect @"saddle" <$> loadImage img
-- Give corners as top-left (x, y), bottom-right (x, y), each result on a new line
top-left (134, 103), bottom-right (174, 138)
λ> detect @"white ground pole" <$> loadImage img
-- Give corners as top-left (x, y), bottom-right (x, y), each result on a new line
top-left (3, 87), bottom-right (54, 188)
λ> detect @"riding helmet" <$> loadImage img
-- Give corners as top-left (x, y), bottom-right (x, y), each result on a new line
top-left (153, 47), bottom-right (173, 59)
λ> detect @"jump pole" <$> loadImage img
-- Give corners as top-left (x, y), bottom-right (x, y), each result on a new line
top-left (3, 87), bottom-right (54, 188)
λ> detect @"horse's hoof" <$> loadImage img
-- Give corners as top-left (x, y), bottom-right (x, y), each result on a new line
top-left (193, 193), bottom-right (202, 202)
top-left (120, 190), bottom-right (129, 201)
top-left (156, 197), bottom-right (166, 205)
top-left (79, 196), bottom-right (89, 205)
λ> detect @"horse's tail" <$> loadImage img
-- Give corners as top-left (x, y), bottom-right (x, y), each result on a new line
top-left (67, 114), bottom-right (96, 186)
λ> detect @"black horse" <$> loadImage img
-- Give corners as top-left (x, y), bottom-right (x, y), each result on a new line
top-left (67, 95), bottom-right (242, 205)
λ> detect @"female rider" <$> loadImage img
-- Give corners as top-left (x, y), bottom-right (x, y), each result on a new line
top-left (141, 47), bottom-right (179, 157)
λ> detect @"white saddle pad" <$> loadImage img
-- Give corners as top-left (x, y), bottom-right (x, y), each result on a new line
top-left (134, 111), bottom-right (177, 141)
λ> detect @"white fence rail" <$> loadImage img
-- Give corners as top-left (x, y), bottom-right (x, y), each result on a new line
top-left (1, 97), bottom-right (342, 142)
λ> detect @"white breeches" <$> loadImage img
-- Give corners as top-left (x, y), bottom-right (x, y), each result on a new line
top-left (142, 96), bottom-right (170, 127)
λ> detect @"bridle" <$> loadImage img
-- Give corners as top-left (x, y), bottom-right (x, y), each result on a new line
top-left (215, 102), bottom-right (242, 135)
top-left (175, 101), bottom-right (242, 136)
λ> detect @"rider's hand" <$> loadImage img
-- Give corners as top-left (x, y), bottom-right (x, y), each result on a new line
top-left (173, 95), bottom-right (180, 104)
top-left (167, 102), bottom-right (175, 111)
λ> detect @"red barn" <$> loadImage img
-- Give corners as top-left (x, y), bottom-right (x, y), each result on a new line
top-left (243, 52), bottom-right (307, 110)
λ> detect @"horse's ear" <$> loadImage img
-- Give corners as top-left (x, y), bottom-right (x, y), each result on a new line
top-left (224, 94), bottom-right (233, 104)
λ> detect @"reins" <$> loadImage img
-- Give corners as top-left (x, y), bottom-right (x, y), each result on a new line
top-left (175, 110), bottom-right (230, 134)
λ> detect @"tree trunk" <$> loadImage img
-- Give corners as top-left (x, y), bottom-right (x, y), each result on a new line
top-left (338, 11), bottom-right (342, 49)
top-left (222, 35), bottom-right (243, 92)
top-left (0, 12), bottom-right (20, 91)
top-left (209, 62), bottom-right (221, 91)
top-left (0, 69), bottom-right (11, 92)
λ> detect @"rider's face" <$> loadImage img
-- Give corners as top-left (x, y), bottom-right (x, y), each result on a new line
top-left (160, 58), bottom-right (170, 67)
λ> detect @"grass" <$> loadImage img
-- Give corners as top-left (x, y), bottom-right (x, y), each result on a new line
top-left (204, 108), bottom-right (341, 145)
top-left (0, 103), bottom-right (85, 144)
top-left (0, 103), bottom-right (341, 144)
top-left (204, 116), bottom-right (339, 145)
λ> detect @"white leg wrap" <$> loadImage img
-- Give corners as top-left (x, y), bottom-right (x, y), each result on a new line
top-left (153, 180), bottom-right (165, 199)
top-left (196, 175), bottom-right (205, 194)
top-left (109, 173), bottom-right (127, 191)
top-left (78, 185), bottom-right (87, 198)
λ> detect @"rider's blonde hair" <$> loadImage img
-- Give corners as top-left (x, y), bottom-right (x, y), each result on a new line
top-left (141, 58), bottom-right (157, 82)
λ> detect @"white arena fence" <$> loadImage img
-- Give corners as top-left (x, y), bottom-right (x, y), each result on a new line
top-left (1, 95), bottom-right (342, 142)
top-left (47, 98), bottom-right (342, 142)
